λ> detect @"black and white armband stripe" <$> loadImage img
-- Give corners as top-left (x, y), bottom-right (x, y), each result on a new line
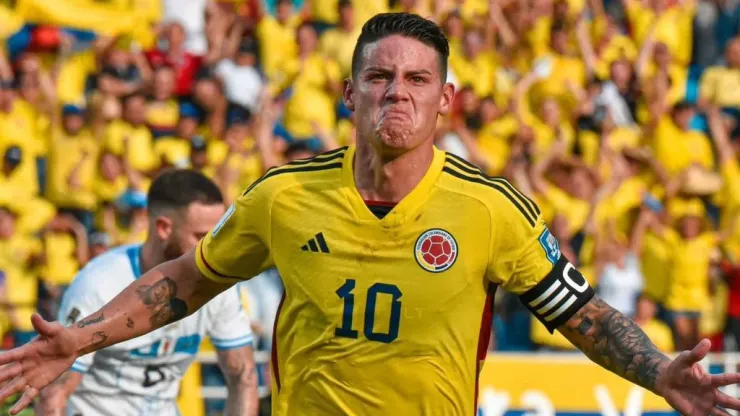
top-left (519, 255), bottom-right (594, 333)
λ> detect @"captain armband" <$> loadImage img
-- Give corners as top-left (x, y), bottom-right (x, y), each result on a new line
top-left (519, 255), bottom-right (594, 333)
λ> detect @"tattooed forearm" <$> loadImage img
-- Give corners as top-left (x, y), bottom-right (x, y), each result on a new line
top-left (135, 277), bottom-right (188, 328)
top-left (77, 314), bottom-right (104, 328)
top-left (560, 297), bottom-right (671, 393)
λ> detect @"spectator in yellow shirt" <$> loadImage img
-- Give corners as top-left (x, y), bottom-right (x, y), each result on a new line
top-left (45, 104), bottom-right (99, 231)
top-left (94, 151), bottom-right (129, 207)
top-left (0, 81), bottom-right (40, 197)
top-left (698, 38), bottom-right (740, 114)
top-left (0, 146), bottom-right (36, 205)
top-left (320, 0), bottom-right (361, 79)
top-left (278, 23), bottom-right (342, 152)
top-left (256, 0), bottom-right (301, 80)
top-left (652, 101), bottom-right (715, 177)
top-left (636, 37), bottom-right (687, 112)
top-left (146, 66), bottom-right (179, 139)
top-left (448, 29), bottom-right (496, 98)
top-left (0, 201), bottom-right (44, 346)
top-left (154, 103), bottom-right (202, 169)
top-left (656, 199), bottom-right (733, 350)
top-left (531, 22), bottom-right (587, 115)
top-left (104, 93), bottom-right (158, 174)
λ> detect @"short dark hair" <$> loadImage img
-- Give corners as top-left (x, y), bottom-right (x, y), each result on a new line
top-left (147, 169), bottom-right (223, 216)
top-left (351, 13), bottom-right (449, 82)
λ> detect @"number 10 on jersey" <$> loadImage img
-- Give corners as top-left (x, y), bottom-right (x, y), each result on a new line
top-left (335, 279), bottom-right (402, 343)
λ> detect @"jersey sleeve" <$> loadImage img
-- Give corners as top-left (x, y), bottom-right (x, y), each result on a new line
top-left (205, 285), bottom-right (254, 351)
top-left (486, 190), bottom-right (594, 333)
top-left (195, 182), bottom-right (273, 284)
top-left (57, 271), bottom-right (105, 373)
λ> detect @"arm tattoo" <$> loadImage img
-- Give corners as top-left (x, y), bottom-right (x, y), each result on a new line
top-left (126, 317), bottom-right (135, 329)
top-left (77, 314), bottom-right (104, 328)
top-left (136, 277), bottom-right (188, 328)
top-left (560, 297), bottom-right (670, 393)
top-left (91, 331), bottom-right (108, 346)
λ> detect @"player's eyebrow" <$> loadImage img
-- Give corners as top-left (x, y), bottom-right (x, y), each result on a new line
top-left (406, 69), bottom-right (433, 76)
top-left (363, 66), bottom-right (392, 74)
top-left (363, 67), bottom-right (434, 77)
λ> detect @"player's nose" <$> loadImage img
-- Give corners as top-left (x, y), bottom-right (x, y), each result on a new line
top-left (384, 77), bottom-right (410, 102)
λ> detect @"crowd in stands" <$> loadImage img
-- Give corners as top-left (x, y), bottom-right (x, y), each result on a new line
top-left (1, 0), bottom-right (740, 394)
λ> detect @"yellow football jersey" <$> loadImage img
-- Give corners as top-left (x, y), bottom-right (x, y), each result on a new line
top-left (196, 146), bottom-right (594, 415)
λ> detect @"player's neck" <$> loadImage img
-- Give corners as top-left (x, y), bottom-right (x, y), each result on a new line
top-left (139, 240), bottom-right (165, 274)
top-left (353, 139), bottom-right (434, 203)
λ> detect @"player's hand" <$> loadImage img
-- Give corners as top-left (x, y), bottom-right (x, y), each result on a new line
top-left (656, 339), bottom-right (740, 416)
top-left (0, 313), bottom-right (78, 415)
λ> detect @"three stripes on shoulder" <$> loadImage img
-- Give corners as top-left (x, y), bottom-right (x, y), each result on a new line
top-left (442, 153), bottom-right (540, 228)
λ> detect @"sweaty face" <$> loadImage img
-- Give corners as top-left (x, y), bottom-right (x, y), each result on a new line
top-left (163, 202), bottom-right (225, 261)
top-left (344, 36), bottom-right (454, 154)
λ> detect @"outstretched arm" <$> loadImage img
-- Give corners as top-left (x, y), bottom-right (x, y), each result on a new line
top-left (0, 249), bottom-right (232, 413)
top-left (559, 297), bottom-right (670, 391)
top-left (217, 346), bottom-right (260, 416)
top-left (73, 249), bottom-right (228, 354)
top-left (560, 297), bottom-right (740, 415)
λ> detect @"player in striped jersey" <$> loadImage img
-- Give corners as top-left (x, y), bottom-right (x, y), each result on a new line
top-left (36, 170), bottom-right (258, 416)
top-left (2, 12), bottom-right (740, 416)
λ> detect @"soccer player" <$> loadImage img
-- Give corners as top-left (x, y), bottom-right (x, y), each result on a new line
top-left (35, 169), bottom-right (258, 416)
top-left (1, 13), bottom-right (740, 416)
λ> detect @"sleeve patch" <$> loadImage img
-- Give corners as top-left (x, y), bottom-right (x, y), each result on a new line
top-left (538, 227), bottom-right (561, 265)
top-left (519, 255), bottom-right (594, 333)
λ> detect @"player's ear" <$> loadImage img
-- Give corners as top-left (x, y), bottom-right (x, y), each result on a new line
top-left (438, 82), bottom-right (455, 116)
top-left (154, 216), bottom-right (173, 241)
top-left (343, 78), bottom-right (355, 111)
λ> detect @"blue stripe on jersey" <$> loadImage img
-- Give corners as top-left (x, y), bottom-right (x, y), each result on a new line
top-left (126, 245), bottom-right (142, 279)
top-left (71, 362), bottom-right (89, 373)
top-left (211, 334), bottom-right (254, 349)
top-left (214, 340), bottom-right (253, 351)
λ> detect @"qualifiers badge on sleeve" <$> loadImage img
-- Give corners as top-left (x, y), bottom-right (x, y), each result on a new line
top-left (538, 227), bottom-right (561, 265)
top-left (415, 229), bottom-right (458, 273)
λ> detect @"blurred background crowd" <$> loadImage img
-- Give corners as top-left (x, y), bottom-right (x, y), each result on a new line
top-left (1, 0), bottom-right (740, 410)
